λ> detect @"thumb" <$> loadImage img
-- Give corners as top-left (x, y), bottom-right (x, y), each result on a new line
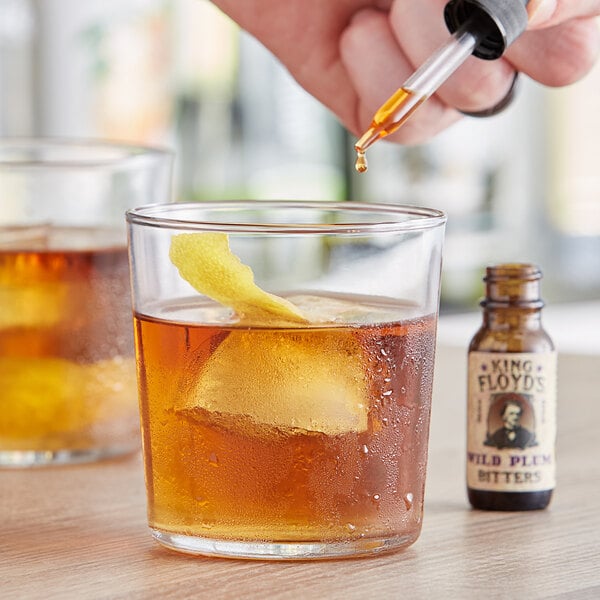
top-left (527, 0), bottom-right (558, 28)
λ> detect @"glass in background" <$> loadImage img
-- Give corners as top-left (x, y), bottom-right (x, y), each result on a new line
top-left (0, 139), bottom-right (172, 466)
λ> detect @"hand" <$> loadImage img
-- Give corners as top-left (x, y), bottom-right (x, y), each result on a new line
top-left (211, 1), bottom-right (600, 145)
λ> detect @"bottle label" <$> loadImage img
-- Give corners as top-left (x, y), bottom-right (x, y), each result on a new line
top-left (467, 351), bottom-right (557, 492)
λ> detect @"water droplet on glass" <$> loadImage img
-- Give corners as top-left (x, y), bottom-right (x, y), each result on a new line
top-left (404, 492), bottom-right (414, 510)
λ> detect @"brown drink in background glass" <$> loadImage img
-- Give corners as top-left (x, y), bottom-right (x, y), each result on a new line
top-left (0, 140), bottom-right (172, 467)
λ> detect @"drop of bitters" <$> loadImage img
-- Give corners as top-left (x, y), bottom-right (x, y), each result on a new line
top-left (355, 151), bottom-right (368, 173)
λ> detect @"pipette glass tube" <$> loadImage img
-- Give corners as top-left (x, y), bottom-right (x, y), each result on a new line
top-left (354, 25), bottom-right (478, 171)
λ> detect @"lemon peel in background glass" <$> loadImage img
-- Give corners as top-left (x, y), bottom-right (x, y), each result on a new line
top-left (169, 233), bottom-right (307, 325)
top-left (0, 282), bottom-right (69, 329)
top-left (0, 356), bottom-right (137, 440)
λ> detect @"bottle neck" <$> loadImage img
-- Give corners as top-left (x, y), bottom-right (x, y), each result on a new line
top-left (482, 306), bottom-right (543, 330)
top-left (481, 264), bottom-right (545, 331)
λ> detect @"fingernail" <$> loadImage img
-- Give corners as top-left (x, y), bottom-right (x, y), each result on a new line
top-left (527, 0), bottom-right (558, 28)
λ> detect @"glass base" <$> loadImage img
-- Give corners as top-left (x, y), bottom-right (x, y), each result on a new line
top-left (0, 445), bottom-right (138, 468)
top-left (151, 528), bottom-right (413, 560)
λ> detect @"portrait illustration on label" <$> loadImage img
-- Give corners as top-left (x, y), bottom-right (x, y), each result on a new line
top-left (484, 392), bottom-right (537, 450)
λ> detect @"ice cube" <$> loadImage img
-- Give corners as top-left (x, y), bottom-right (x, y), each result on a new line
top-left (289, 293), bottom-right (406, 325)
top-left (181, 328), bottom-right (369, 435)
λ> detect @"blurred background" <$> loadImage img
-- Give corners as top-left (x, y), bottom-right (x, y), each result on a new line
top-left (1, 0), bottom-right (599, 314)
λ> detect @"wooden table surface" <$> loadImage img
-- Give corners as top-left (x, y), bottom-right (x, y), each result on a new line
top-left (2, 346), bottom-right (599, 600)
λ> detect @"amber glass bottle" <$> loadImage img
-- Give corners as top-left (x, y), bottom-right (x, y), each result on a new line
top-left (467, 264), bottom-right (556, 511)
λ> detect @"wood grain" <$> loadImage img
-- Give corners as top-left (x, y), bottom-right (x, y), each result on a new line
top-left (1, 346), bottom-right (599, 600)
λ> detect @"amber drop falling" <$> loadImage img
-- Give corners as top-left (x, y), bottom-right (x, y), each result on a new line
top-left (354, 151), bottom-right (368, 173)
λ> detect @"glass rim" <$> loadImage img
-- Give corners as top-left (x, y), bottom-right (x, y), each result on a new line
top-left (126, 201), bottom-right (447, 234)
top-left (0, 137), bottom-right (173, 170)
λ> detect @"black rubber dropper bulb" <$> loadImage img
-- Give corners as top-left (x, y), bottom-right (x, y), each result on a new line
top-left (444, 0), bottom-right (530, 60)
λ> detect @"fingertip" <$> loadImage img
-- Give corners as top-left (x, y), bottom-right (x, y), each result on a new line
top-left (527, 0), bottom-right (558, 29)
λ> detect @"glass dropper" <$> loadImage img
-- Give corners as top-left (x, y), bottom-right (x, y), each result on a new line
top-left (354, 24), bottom-right (478, 172)
top-left (354, 0), bottom-right (531, 173)
top-left (356, 25), bottom-right (477, 151)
